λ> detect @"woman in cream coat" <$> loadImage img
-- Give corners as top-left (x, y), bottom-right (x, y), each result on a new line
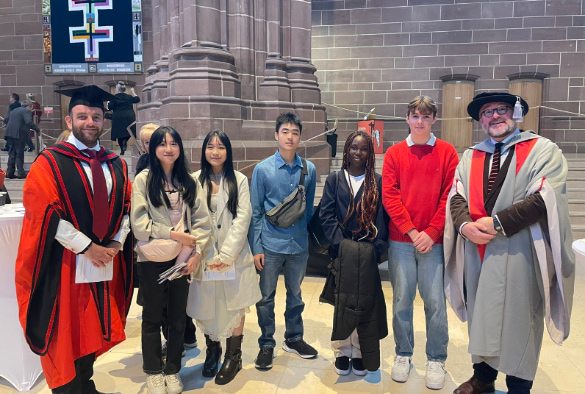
top-left (131, 126), bottom-right (213, 394)
top-left (188, 130), bottom-right (261, 385)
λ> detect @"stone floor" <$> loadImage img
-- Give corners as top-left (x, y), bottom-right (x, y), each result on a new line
top-left (1, 257), bottom-right (584, 394)
top-left (2, 149), bottom-right (585, 393)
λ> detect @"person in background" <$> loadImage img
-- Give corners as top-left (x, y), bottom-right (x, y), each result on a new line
top-left (382, 95), bottom-right (458, 390)
top-left (135, 123), bottom-right (159, 175)
top-left (25, 93), bottom-right (42, 152)
top-left (4, 100), bottom-right (41, 179)
top-left (131, 126), bottom-right (213, 394)
top-left (108, 81), bottom-right (140, 155)
top-left (15, 85), bottom-right (133, 394)
top-left (2, 93), bottom-right (21, 152)
top-left (319, 131), bottom-right (389, 376)
top-left (188, 130), bottom-right (262, 385)
top-left (248, 112), bottom-right (318, 370)
top-left (445, 92), bottom-right (575, 394)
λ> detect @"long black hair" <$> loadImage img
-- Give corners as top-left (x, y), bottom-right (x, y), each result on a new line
top-left (147, 126), bottom-right (196, 208)
top-left (199, 130), bottom-right (239, 217)
top-left (341, 131), bottom-right (378, 240)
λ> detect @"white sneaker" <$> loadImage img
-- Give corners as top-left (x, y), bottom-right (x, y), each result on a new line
top-left (146, 374), bottom-right (167, 394)
top-left (426, 360), bottom-right (446, 390)
top-left (165, 373), bottom-right (184, 394)
top-left (391, 356), bottom-right (411, 383)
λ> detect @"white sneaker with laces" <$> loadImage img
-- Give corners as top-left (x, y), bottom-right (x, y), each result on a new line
top-left (146, 374), bottom-right (167, 394)
top-left (391, 356), bottom-right (411, 383)
top-left (426, 360), bottom-right (446, 390)
top-left (165, 373), bottom-right (184, 394)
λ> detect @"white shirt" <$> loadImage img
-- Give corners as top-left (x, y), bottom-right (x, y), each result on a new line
top-left (406, 132), bottom-right (436, 147)
top-left (54, 134), bottom-right (130, 253)
top-left (344, 170), bottom-right (365, 197)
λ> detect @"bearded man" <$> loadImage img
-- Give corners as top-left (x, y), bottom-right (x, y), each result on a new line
top-left (444, 92), bottom-right (575, 394)
top-left (15, 85), bottom-right (133, 394)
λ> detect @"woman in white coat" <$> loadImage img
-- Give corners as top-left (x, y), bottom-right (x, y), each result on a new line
top-left (188, 130), bottom-right (262, 385)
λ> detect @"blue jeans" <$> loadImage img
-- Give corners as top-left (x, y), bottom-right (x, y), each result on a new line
top-left (256, 249), bottom-right (309, 348)
top-left (388, 241), bottom-right (448, 362)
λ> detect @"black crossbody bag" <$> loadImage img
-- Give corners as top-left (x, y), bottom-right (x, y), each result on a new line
top-left (265, 158), bottom-right (308, 228)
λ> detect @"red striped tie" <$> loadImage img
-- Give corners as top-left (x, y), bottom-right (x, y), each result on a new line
top-left (487, 142), bottom-right (503, 194)
top-left (84, 149), bottom-right (109, 240)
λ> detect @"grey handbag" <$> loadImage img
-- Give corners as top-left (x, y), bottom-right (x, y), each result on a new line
top-left (265, 158), bottom-right (308, 228)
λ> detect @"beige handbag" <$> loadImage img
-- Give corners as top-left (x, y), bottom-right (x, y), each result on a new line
top-left (136, 200), bottom-right (190, 262)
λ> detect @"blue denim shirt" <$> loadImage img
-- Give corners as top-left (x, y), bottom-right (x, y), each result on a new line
top-left (249, 150), bottom-right (316, 255)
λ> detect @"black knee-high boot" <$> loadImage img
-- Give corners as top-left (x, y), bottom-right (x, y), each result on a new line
top-left (202, 334), bottom-right (222, 377)
top-left (215, 335), bottom-right (243, 385)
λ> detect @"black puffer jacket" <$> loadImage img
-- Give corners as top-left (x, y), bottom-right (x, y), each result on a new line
top-left (330, 238), bottom-right (388, 371)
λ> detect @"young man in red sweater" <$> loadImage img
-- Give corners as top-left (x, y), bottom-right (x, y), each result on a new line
top-left (382, 95), bottom-right (458, 390)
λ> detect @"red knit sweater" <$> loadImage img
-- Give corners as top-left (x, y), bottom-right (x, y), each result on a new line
top-left (382, 138), bottom-right (458, 244)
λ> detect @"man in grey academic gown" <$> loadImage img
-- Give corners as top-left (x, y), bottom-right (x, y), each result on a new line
top-left (443, 92), bottom-right (575, 394)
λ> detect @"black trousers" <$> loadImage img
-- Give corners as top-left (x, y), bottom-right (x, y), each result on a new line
top-left (474, 362), bottom-right (534, 394)
top-left (51, 353), bottom-right (97, 394)
top-left (138, 260), bottom-right (189, 375)
top-left (6, 137), bottom-right (25, 175)
top-left (162, 314), bottom-right (196, 343)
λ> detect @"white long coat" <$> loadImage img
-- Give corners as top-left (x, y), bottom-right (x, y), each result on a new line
top-left (187, 170), bottom-right (262, 318)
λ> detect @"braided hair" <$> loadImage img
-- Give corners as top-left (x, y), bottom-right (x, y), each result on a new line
top-left (341, 131), bottom-right (379, 241)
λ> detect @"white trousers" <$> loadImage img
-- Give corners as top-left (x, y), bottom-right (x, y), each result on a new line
top-left (331, 328), bottom-right (361, 358)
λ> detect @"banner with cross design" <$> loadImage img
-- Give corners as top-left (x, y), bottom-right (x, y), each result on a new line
top-left (43, 0), bottom-right (143, 74)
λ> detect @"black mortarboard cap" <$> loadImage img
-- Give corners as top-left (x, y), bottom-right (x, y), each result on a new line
top-left (467, 92), bottom-right (529, 121)
top-left (55, 85), bottom-right (117, 113)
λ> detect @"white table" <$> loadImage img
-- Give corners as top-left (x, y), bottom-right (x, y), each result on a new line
top-left (573, 239), bottom-right (585, 267)
top-left (0, 204), bottom-right (43, 391)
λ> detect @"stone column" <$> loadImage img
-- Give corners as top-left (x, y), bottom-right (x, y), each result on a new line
top-left (286, 0), bottom-right (324, 140)
top-left (228, 0), bottom-right (256, 101)
top-left (257, 0), bottom-right (291, 103)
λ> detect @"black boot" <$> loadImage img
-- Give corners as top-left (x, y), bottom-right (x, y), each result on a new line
top-left (119, 139), bottom-right (127, 155)
top-left (215, 335), bottom-right (243, 385)
top-left (202, 334), bottom-right (222, 377)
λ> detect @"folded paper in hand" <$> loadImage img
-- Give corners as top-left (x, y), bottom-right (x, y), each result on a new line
top-left (75, 255), bottom-right (113, 283)
top-left (158, 262), bottom-right (187, 283)
top-left (202, 264), bottom-right (236, 281)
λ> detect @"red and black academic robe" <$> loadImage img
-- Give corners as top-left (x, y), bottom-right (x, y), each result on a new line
top-left (15, 143), bottom-right (133, 388)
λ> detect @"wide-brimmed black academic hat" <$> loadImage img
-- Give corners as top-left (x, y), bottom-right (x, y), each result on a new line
top-left (467, 92), bottom-right (529, 121)
top-left (55, 85), bottom-right (117, 113)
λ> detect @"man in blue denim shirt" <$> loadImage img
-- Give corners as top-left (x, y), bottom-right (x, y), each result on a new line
top-left (249, 113), bottom-right (318, 370)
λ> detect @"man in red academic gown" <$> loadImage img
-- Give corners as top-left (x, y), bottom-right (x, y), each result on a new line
top-left (15, 85), bottom-right (133, 394)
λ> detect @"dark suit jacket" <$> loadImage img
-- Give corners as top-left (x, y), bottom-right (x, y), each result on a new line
top-left (3, 101), bottom-right (20, 125)
top-left (5, 106), bottom-right (40, 141)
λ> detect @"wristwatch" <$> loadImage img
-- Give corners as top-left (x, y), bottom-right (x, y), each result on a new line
top-left (493, 215), bottom-right (503, 234)
top-left (79, 241), bottom-right (92, 254)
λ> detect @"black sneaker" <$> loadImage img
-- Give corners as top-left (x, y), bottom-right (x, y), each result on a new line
top-left (334, 356), bottom-right (350, 376)
top-left (351, 358), bottom-right (367, 376)
top-left (282, 339), bottom-right (318, 359)
top-left (255, 347), bottom-right (274, 370)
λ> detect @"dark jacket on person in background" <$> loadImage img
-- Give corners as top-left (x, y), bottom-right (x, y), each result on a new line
top-left (108, 93), bottom-right (140, 140)
top-left (5, 106), bottom-right (40, 142)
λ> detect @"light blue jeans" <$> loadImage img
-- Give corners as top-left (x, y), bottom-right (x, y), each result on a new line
top-left (256, 249), bottom-right (309, 348)
top-left (388, 241), bottom-right (448, 362)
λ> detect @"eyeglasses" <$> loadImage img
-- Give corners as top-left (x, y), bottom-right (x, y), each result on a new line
top-left (481, 106), bottom-right (511, 119)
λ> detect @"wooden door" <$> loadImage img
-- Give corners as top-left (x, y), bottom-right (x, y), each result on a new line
top-left (441, 80), bottom-right (475, 148)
